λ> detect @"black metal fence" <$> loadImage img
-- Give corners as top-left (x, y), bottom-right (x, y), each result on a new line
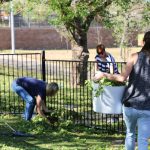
top-left (0, 51), bottom-right (126, 133)
top-left (0, 53), bottom-right (42, 114)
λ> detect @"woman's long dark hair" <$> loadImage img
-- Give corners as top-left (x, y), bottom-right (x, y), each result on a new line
top-left (141, 31), bottom-right (150, 53)
top-left (96, 44), bottom-right (105, 54)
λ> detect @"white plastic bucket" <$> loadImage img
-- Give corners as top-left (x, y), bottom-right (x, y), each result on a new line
top-left (93, 83), bottom-right (126, 114)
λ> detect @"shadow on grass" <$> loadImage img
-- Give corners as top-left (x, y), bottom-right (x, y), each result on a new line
top-left (0, 115), bottom-right (125, 150)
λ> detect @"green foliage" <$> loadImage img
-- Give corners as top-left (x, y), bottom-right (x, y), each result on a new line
top-left (107, 0), bottom-right (149, 48)
top-left (0, 0), bottom-right (51, 21)
top-left (0, 114), bottom-right (126, 150)
top-left (1, 0), bottom-right (148, 45)
top-left (31, 115), bottom-right (53, 134)
top-left (142, 2), bottom-right (150, 27)
top-left (1, 0), bottom-right (147, 53)
top-left (59, 120), bottom-right (74, 130)
top-left (85, 78), bottom-right (126, 97)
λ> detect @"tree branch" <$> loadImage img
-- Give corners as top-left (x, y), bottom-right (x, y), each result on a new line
top-left (84, 0), bottom-right (113, 30)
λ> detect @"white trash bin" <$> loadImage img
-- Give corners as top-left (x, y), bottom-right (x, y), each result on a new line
top-left (93, 83), bottom-right (126, 114)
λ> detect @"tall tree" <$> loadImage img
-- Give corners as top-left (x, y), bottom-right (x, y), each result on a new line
top-left (46, 0), bottom-right (134, 85)
top-left (105, 0), bottom-right (150, 61)
top-left (1, 0), bottom-right (148, 84)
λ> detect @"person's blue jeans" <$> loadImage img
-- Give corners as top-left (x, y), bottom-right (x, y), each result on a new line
top-left (12, 80), bottom-right (36, 120)
top-left (123, 105), bottom-right (150, 150)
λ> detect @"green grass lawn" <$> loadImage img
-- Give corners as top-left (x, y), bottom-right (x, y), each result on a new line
top-left (0, 114), bottom-right (125, 150)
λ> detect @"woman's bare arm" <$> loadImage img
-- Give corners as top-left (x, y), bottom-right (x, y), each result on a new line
top-left (94, 53), bottom-right (138, 82)
top-left (36, 95), bottom-right (47, 118)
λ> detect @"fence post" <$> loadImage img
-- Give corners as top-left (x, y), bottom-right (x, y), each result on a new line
top-left (42, 50), bottom-right (46, 105)
top-left (42, 50), bottom-right (46, 81)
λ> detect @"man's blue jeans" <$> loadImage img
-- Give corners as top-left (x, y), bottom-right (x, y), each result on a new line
top-left (12, 80), bottom-right (36, 120)
top-left (123, 105), bottom-right (150, 150)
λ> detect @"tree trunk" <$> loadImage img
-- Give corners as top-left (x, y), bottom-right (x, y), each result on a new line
top-left (72, 32), bottom-right (89, 86)
top-left (119, 15), bottom-right (128, 61)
